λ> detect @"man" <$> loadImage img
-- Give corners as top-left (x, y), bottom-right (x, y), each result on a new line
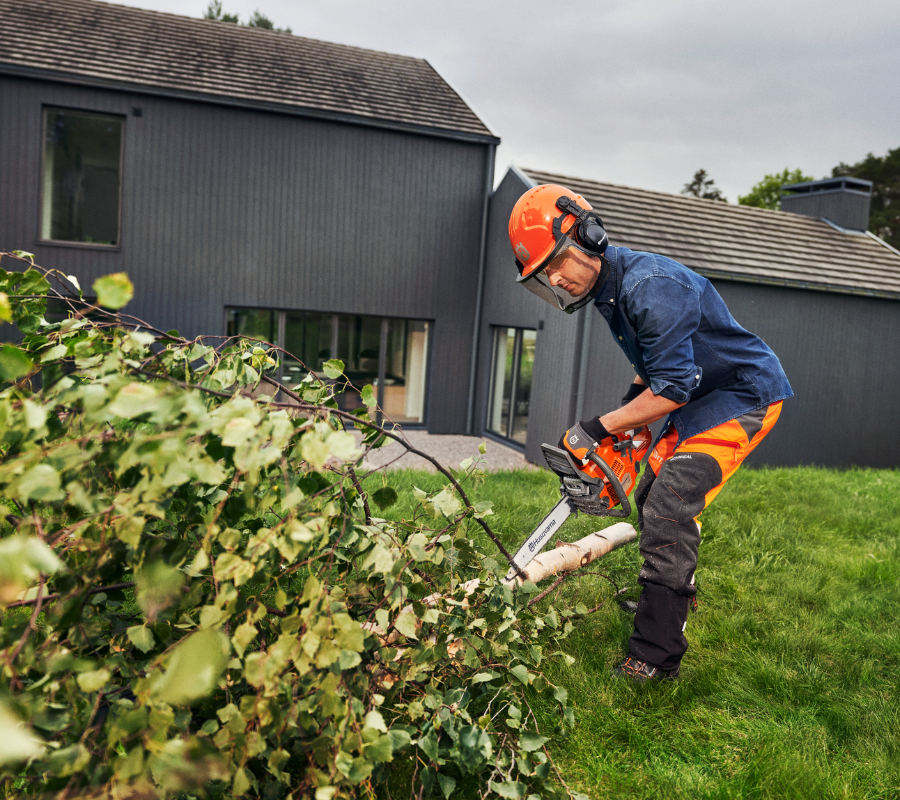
top-left (509, 184), bottom-right (792, 682)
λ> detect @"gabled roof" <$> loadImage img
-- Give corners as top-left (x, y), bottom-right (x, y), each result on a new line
top-left (0, 0), bottom-right (497, 144)
top-left (522, 168), bottom-right (900, 300)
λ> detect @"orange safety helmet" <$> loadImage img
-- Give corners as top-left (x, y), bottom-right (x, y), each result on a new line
top-left (509, 184), bottom-right (609, 313)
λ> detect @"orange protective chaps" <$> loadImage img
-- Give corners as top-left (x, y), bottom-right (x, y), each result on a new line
top-left (627, 402), bottom-right (783, 671)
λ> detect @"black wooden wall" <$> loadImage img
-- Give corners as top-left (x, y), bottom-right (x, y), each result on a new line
top-left (0, 75), bottom-right (494, 433)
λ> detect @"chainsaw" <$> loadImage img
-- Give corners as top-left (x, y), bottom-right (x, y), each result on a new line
top-left (505, 425), bottom-right (652, 581)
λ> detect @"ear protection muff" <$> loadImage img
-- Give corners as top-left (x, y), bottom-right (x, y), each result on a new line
top-left (555, 196), bottom-right (609, 254)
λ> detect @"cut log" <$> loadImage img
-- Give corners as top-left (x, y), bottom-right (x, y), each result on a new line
top-left (501, 522), bottom-right (637, 587)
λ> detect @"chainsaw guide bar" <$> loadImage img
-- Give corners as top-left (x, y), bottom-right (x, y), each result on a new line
top-left (504, 429), bottom-right (650, 582)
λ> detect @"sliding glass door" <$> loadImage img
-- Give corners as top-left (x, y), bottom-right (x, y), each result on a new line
top-left (226, 308), bottom-right (430, 425)
top-left (487, 326), bottom-right (536, 444)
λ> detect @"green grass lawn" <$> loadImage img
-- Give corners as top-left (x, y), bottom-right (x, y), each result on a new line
top-left (363, 464), bottom-right (900, 799)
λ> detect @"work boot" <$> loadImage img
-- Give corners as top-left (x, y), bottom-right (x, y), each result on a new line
top-left (611, 655), bottom-right (679, 683)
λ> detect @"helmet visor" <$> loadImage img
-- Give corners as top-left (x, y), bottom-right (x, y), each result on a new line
top-left (516, 269), bottom-right (596, 313)
top-left (515, 241), bottom-right (602, 313)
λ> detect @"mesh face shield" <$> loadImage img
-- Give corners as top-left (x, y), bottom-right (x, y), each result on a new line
top-left (515, 243), bottom-right (609, 314)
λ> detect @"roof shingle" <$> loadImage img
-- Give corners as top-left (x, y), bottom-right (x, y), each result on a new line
top-left (523, 168), bottom-right (900, 299)
top-left (0, 0), bottom-right (496, 142)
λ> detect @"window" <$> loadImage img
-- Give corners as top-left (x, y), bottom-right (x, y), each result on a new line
top-left (487, 326), bottom-right (536, 444)
top-left (41, 108), bottom-right (124, 246)
top-left (227, 308), bottom-right (430, 425)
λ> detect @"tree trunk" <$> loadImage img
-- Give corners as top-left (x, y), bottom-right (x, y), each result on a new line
top-left (502, 522), bottom-right (637, 587)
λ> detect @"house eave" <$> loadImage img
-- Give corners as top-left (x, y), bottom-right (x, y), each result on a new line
top-left (695, 268), bottom-right (900, 302)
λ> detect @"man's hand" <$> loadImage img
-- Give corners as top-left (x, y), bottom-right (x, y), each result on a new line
top-left (558, 418), bottom-right (614, 461)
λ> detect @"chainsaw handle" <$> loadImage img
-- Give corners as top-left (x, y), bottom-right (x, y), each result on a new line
top-left (586, 451), bottom-right (632, 518)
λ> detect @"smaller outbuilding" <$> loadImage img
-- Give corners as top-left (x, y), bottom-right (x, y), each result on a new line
top-left (476, 167), bottom-right (900, 468)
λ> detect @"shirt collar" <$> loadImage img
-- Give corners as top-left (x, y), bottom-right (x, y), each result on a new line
top-left (593, 246), bottom-right (621, 307)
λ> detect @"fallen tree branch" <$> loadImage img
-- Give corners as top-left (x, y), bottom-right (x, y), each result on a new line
top-left (502, 522), bottom-right (637, 587)
top-left (261, 373), bottom-right (525, 578)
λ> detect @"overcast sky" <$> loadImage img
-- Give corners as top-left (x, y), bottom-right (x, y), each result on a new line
top-left (116, 0), bottom-right (899, 201)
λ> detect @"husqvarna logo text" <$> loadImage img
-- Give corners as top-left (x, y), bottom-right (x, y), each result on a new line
top-left (528, 519), bottom-right (557, 552)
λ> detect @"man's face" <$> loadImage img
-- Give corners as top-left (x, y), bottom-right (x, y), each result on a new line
top-left (543, 245), bottom-right (602, 297)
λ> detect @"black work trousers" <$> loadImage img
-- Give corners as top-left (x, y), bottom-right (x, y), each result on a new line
top-left (627, 403), bottom-right (783, 671)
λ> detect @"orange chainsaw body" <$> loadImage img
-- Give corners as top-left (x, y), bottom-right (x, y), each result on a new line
top-left (574, 426), bottom-right (652, 506)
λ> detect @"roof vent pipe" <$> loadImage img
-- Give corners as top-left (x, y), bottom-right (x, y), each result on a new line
top-left (780, 177), bottom-right (873, 232)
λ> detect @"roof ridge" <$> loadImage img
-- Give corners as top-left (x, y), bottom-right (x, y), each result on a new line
top-left (40, 0), bottom-right (431, 64)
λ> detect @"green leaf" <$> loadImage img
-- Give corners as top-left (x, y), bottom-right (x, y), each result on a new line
top-left (364, 710), bottom-right (388, 733)
top-left (76, 668), bottom-right (111, 693)
top-left (40, 344), bottom-right (68, 362)
top-left (92, 272), bottom-right (134, 309)
top-left (364, 733), bottom-right (393, 763)
top-left (136, 561), bottom-right (184, 622)
top-left (150, 629), bottom-right (229, 706)
top-left (0, 292), bottom-right (11, 323)
top-left (394, 611), bottom-right (419, 640)
top-left (371, 486), bottom-right (398, 510)
top-left (431, 487), bottom-right (462, 519)
top-left (0, 535), bottom-right (64, 604)
top-left (126, 625), bottom-right (156, 654)
top-left (335, 752), bottom-right (373, 784)
top-left (222, 416), bottom-right (256, 446)
top-left (417, 729), bottom-right (439, 761)
top-left (231, 621), bottom-right (257, 657)
top-left (15, 463), bottom-right (62, 503)
top-left (325, 430), bottom-right (359, 461)
top-left (478, 441), bottom-right (487, 454)
top-left (471, 671), bottom-right (500, 684)
top-left (0, 703), bottom-right (45, 766)
top-left (0, 344), bottom-right (33, 382)
top-left (509, 664), bottom-right (531, 685)
top-left (361, 383), bottom-right (376, 408)
top-left (437, 773), bottom-right (456, 798)
top-left (490, 780), bottom-right (525, 798)
top-left (388, 729), bottom-right (412, 752)
top-left (322, 358), bottom-right (344, 379)
top-left (518, 732), bottom-right (548, 752)
top-left (474, 500), bottom-right (494, 519)
top-left (232, 765), bottom-right (252, 796)
top-left (108, 382), bottom-right (159, 419)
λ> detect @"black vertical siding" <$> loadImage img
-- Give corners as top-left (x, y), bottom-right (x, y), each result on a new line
top-left (1, 75), bottom-right (490, 433)
top-left (708, 281), bottom-right (900, 468)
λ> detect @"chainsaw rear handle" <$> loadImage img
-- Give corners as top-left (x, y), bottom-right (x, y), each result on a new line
top-left (586, 450), bottom-right (632, 518)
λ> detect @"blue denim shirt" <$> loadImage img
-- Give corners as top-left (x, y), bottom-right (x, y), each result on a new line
top-left (594, 246), bottom-right (793, 445)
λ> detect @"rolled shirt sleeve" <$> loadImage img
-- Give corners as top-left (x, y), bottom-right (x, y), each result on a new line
top-left (624, 276), bottom-right (703, 403)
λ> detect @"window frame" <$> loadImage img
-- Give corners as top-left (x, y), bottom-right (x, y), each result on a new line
top-left (38, 105), bottom-right (126, 251)
top-left (224, 306), bottom-right (433, 428)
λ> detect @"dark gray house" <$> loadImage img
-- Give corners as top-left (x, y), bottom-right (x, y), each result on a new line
top-left (0, 0), bottom-right (498, 432)
top-left (477, 167), bottom-right (900, 468)
top-left (3, 0), bottom-right (899, 468)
